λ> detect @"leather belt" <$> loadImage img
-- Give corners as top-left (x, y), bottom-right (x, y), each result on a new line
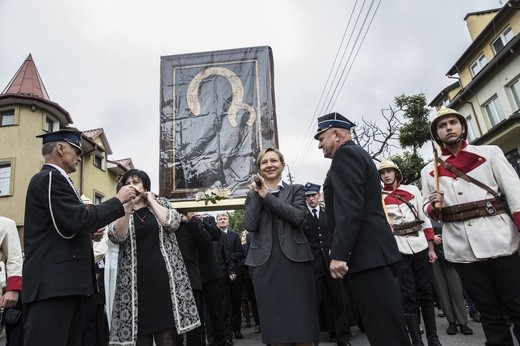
top-left (441, 198), bottom-right (504, 223)
top-left (392, 220), bottom-right (423, 237)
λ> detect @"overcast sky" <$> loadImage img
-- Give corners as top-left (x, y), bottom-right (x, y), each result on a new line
top-left (0, 0), bottom-right (504, 193)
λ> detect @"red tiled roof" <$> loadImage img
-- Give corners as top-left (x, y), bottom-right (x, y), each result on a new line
top-left (1, 54), bottom-right (50, 99)
top-left (83, 128), bottom-right (103, 140)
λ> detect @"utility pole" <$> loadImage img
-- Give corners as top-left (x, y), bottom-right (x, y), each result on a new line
top-left (286, 165), bottom-right (294, 184)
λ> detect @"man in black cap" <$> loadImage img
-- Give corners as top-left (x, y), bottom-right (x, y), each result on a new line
top-left (314, 113), bottom-right (410, 346)
top-left (302, 182), bottom-right (352, 346)
top-left (22, 129), bottom-right (137, 346)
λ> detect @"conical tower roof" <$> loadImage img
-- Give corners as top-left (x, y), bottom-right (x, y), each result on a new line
top-left (0, 54), bottom-right (72, 124)
top-left (2, 54), bottom-right (50, 99)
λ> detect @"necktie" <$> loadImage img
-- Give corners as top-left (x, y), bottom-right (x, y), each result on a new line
top-left (312, 208), bottom-right (318, 220)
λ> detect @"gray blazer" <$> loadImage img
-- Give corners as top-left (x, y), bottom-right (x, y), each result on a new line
top-left (243, 182), bottom-right (313, 267)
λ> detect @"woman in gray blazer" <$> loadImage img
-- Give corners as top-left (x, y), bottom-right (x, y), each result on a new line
top-left (244, 147), bottom-right (320, 346)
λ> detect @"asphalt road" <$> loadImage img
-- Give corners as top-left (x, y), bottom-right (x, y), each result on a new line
top-left (1, 312), bottom-right (517, 345)
top-left (233, 312), bottom-right (519, 346)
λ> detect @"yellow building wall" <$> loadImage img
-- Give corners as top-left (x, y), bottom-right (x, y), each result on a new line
top-left (0, 105), bottom-right (47, 226)
top-left (466, 11), bottom-right (497, 41)
top-left (459, 11), bottom-right (520, 87)
top-left (73, 137), bottom-right (119, 204)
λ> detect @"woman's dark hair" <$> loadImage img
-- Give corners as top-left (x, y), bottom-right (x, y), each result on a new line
top-left (119, 169), bottom-right (151, 191)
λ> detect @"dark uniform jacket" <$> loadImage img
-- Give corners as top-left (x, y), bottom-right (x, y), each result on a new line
top-left (323, 141), bottom-right (401, 274)
top-left (302, 207), bottom-right (332, 273)
top-left (22, 165), bottom-right (124, 304)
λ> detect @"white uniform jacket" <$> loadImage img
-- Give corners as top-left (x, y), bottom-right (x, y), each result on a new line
top-left (383, 184), bottom-right (434, 255)
top-left (0, 216), bottom-right (23, 292)
top-left (421, 143), bottom-right (520, 263)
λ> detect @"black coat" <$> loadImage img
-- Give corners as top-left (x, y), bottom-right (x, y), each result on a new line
top-left (302, 207), bottom-right (331, 273)
top-left (22, 165), bottom-right (124, 304)
top-left (222, 230), bottom-right (244, 275)
top-left (323, 141), bottom-right (401, 274)
top-left (196, 218), bottom-right (224, 283)
top-left (213, 233), bottom-right (235, 276)
top-left (176, 219), bottom-right (209, 291)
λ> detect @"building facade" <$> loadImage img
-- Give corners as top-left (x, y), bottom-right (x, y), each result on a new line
top-left (430, 1), bottom-right (520, 176)
top-left (0, 54), bottom-right (133, 243)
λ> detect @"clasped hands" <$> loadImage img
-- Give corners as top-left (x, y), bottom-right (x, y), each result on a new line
top-left (330, 259), bottom-right (348, 279)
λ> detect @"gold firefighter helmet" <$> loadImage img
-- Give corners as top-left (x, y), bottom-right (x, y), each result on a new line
top-left (430, 107), bottom-right (467, 146)
top-left (377, 159), bottom-right (402, 183)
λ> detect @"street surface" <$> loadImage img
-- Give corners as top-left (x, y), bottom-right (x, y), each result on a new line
top-left (1, 311), bottom-right (517, 345)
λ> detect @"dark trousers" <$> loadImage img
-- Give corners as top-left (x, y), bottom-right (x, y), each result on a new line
top-left (23, 295), bottom-right (88, 346)
top-left (314, 257), bottom-right (350, 341)
top-left (348, 263), bottom-right (411, 346)
top-left (242, 278), bottom-right (259, 326)
top-left (229, 276), bottom-right (242, 332)
top-left (83, 294), bottom-right (106, 346)
top-left (453, 253), bottom-right (520, 346)
top-left (3, 303), bottom-right (24, 346)
top-left (400, 249), bottom-right (435, 314)
top-left (203, 277), bottom-right (232, 345)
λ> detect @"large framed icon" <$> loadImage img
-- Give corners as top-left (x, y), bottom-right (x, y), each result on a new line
top-left (159, 46), bottom-right (278, 205)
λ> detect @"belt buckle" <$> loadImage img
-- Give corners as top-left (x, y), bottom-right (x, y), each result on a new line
top-left (485, 202), bottom-right (496, 216)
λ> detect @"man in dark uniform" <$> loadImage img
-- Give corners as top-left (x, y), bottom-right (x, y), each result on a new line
top-left (301, 182), bottom-right (351, 346)
top-left (22, 129), bottom-right (137, 346)
top-left (314, 113), bottom-right (410, 346)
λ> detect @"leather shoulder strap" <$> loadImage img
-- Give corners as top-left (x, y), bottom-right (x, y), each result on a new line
top-left (437, 157), bottom-right (500, 200)
top-left (382, 190), bottom-right (419, 220)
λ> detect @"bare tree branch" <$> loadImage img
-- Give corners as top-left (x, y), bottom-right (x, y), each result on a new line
top-left (352, 105), bottom-right (403, 161)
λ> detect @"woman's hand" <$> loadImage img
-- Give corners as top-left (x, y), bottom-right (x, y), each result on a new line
top-left (145, 191), bottom-right (157, 205)
top-left (251, 174), bottom-right (268, 198)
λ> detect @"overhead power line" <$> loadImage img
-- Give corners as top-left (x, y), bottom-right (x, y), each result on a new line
top-left (291, 0), bottom-right (382, 179)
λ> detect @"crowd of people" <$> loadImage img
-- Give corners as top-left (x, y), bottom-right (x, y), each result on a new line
top-left (0, 106), bottom-right (519, 346)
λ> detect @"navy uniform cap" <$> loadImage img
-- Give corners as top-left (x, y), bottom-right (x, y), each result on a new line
top-left (36, 129), bottom-right (83, 154)
top-left (314, 112), bottom-right (356, 139)
top-left (304, 182), bottom-right (321, 195)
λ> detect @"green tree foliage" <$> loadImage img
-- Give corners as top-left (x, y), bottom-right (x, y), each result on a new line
top-left (394, 94), bottom-right (431, 151)
top-left (392, 151), bottom-right (426, 186)
top-left (391, 94), bottom-right (431, 184)
top-left (228, 209), bottom-right (245, 233)
top-left (354, 93), bottom-right (431, 184)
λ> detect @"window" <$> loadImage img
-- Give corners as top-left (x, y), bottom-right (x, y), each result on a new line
top-left (505, 149), bottom-right (520, 178)
top-left (484, 96), bottom-right (506, 126)
top-left (93, 155), bottom-right (104, 169)
top-left (511, 79), bottom-right (520, 111)
top-left (492, 26), bottom-right (514, 53)
top-left (44, 115), bottom-right (58, 133)
top-left (465, 115), bottom-right (478, 142)
top-left (0, 109), bottom-right (15, 126)
top-left (470, 54), bottom-right (487, 76)
top-left (94, 193), bottom-right (104, 205)
top-left (0, 162), bottom-right (12, 196)
top-left (45, 117), bottom-right (54, 132)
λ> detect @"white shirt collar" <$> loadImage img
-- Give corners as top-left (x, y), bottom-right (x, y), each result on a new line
top-left (268, 180), bottom-right (285, 194)
top-left (308, 205), bottom-right (320, 214)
